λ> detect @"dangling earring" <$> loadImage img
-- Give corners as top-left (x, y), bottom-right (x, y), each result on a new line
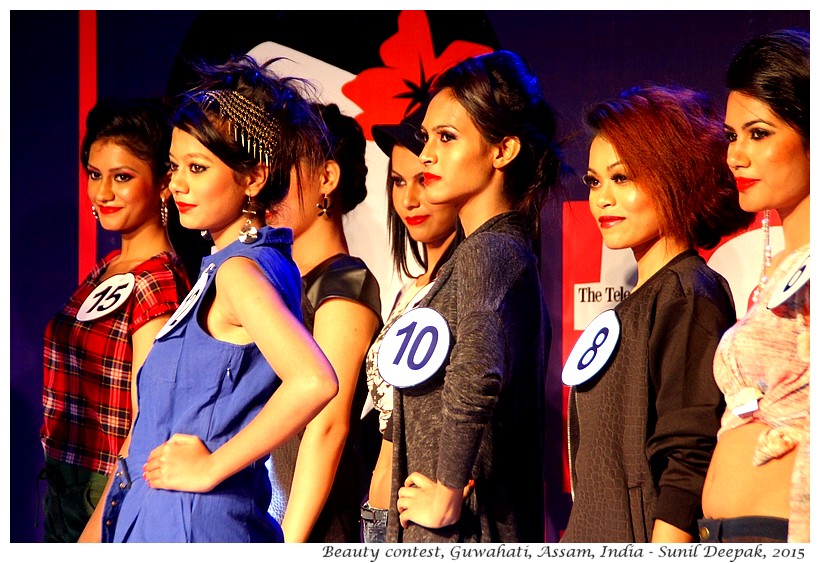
top-left (238, 195), bottom-right (259, 244)
top-left (751, 209), bottom-right (773, 304)
top-left (316, 193), bottom-right (332, 218)
top-left (160, 197), bottom-right (168, 227)
top-left (91, 205), bottom-right (99, 221)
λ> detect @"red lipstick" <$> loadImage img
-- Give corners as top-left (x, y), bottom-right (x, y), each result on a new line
top-left (405, 215), bottom-right (430, 226)
top-left (176, 202), bottom-right (196, 214)
top-left (423, 172), bottom-right (441, 185)
top-left (734, 177), bottom-right (759, 192)
top-left (598, 216), bottom-right (625, 229)
top-left (97, 206), bottom-right (121, 215)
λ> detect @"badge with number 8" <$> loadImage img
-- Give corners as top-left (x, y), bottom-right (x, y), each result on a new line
top-left (377, 307), bottom-right (451, 388)
top-left (768, 253), bottom-right (809, 310)
top-left (77, 273), bottom-right (135, 322)
top-left (562, 309), bottom-right (621, 386)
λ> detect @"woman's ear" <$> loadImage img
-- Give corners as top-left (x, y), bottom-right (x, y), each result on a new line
top-left (245, 162), bottom-right (270, 198)
top-left (319, 160), bottom-right (341, 197)
top-left (492, 136), bottom-right (522, 169)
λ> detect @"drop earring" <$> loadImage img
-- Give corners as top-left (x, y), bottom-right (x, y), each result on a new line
top-left (160, 197), bottom-right (168, 227)
top-left (238, 196), bottom-right (259, 244)
top-left (316, 193), bottom-right (332, 218)
top-left (751, 209), bottom-right (773, 304)
top-left (91, 205), bottom-right (99, 221)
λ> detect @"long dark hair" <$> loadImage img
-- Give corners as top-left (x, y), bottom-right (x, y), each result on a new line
top-left (384, 163), bottom-right (463, 280)
top-left (727, 28), bottom-right (809, 145)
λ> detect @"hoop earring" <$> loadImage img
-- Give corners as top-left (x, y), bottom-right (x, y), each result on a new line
top-left (316, 194), bottom-right (332, 218)
top-left (91, 205), bottom-right (99, 222)
top-left (238, 196), bottom-right (259, 244)
top-left (160, 197), bottom-right (168, 227)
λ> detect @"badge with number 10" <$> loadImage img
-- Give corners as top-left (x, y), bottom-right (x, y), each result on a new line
top-left (377, 307), bottom-right (451, 388)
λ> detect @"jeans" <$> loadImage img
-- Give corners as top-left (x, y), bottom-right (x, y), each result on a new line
top-left (360, 502), bottom-right (388, 543)
top-left (698, 516), bottom-right (789, 543)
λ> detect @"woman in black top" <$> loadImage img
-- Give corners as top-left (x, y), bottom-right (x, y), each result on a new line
top-left (562, 84), bottom-right (753, 542)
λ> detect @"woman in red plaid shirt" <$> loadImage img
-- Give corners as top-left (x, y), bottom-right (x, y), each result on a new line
top-left (40, 97), bottom-right (191, 542)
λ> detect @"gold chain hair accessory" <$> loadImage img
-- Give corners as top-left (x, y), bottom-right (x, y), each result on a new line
top-left (201, 90), bottom-right (279, 167)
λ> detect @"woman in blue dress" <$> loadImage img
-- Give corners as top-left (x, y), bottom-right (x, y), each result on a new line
top-left (80, 55), bottom-right (338, 543)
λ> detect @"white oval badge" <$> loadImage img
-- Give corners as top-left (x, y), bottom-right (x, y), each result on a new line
top-left (155, 264), bottom-right (214, 340)
top-left (377, 307), bottom-right (451, 388)
top-left (768, 253), bottom-right (809, 310)
top-left (562, 308), bottom-right (621, 386)
top-left (77, 273), bottom-right (136, 322)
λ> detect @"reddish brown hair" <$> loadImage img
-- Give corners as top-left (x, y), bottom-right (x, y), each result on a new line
top-left (586, 84), bottom-right (753, 249)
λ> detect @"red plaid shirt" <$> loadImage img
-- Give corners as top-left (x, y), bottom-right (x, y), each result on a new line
top-left (41, 250), bottom-right (190, 475)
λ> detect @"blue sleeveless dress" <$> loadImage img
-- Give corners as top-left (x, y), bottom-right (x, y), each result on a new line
top-left (102, 226), bottom-right (301, 542)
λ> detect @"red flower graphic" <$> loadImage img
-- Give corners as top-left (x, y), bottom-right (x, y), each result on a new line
top-left (342, 10), bottom-right (493, 140)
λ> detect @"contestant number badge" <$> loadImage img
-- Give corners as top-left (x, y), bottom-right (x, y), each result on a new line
top-left (155, 263), bottom-right (214, 340)
top-left (768, 253), bottom-right (809, 310)
top-left (562, 309), bottom-right (621, 386)
top-left (377, 307), bottom-right (450, 388)
top-left (76, 273), bottom-right (135, 322)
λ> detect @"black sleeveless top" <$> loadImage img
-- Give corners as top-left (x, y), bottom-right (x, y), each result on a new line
top-left (301, 254), bottom-right (382, 542)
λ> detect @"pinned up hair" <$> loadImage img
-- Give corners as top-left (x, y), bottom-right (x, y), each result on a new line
top-left (171, 54), bottom-right (327, 213)
top-left (430, 50), bottom-right (565, 239)
top-left (81, 96), bottom-right (172, 182)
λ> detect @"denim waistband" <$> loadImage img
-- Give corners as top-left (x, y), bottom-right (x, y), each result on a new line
top-left (360, 503), bottom-right (388, 523)
top-left (698, 516), bottom-right (789, 543)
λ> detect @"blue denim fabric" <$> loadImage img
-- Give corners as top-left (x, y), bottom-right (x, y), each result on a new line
top-left (360, 502), bottom-right (388, 543)
top-left (698, 516), bottom-right (789, 543)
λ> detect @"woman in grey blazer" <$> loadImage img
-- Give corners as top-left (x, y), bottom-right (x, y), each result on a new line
top-left (383, 50), bottom-right (564, 543)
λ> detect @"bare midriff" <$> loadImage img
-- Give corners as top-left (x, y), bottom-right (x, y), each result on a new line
top-left (702, 421), bottom-right (795, 519)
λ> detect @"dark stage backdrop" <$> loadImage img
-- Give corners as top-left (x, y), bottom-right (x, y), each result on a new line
top-left (9, 9), bottom-right (808, 543)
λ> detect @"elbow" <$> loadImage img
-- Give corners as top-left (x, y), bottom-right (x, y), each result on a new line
top-left (318, 367), bottom-right (339, 404)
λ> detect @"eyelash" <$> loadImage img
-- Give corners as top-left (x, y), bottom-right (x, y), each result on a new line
top-left (86, 171), bottom-right (133, 182)
top-left (725, 128), bottom-right (771, 143)
top-left (420, 130), bottom-right (456, 144)
top-left (169, 163), bottom-right (206, 174)
top-left (581, 174), bottom-right (599, 188)
top-left (582, 173), bottom-right (628, 188)
top-left (391, 175), bottom-right (406, 188)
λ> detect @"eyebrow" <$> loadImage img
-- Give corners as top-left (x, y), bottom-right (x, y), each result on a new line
top-left (169, 151), bottom-right (212, 161)
top-left (725, 118), bottom-right (775, 131)
top-left (586, 160), bottom-right (624, 176)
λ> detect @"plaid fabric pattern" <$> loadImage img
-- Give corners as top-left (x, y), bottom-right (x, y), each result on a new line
top-left (41, 250), bottom-right (190, 475)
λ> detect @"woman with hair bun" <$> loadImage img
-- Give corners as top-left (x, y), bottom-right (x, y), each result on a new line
top-left (266, 102), bottom-right (382, 543)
